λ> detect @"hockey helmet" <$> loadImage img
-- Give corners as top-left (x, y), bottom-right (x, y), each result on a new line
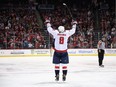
top-left (58, 26), bottom-right (65, 33)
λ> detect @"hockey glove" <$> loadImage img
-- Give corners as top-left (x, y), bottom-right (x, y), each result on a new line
top-left (71, 20), bottom-right (77, 25)
top-left (45, 19), bottom-right (50, 24)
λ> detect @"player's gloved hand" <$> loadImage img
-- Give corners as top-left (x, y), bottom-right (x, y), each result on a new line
top-left (44, 17), bottom-right (51, 24)
top-left (45, 18), bottom-right (51, 27)
top-left (45, 19), bottom-right (50, 24)
top-left (71, 20), bottom-right (77, 25)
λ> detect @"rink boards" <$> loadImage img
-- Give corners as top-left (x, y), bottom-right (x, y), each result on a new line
top-left (0, 49), bottom-right (116, 57)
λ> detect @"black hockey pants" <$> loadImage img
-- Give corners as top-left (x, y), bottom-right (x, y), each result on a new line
top-left (98, 49), bottom-right (105, 66)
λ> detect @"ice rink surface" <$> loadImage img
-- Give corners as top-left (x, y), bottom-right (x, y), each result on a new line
top-left (0, 56), bottom-right (116, 87)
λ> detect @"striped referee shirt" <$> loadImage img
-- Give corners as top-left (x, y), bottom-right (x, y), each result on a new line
top-left (97, 40), bottom-right (105, 50)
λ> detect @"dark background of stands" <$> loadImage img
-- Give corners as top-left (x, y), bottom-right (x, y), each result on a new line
top-left (0, 0), bottom-right (115, 49)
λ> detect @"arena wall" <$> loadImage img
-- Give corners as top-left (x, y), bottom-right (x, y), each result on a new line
top-left (0, 49), bottom-right (116, 57)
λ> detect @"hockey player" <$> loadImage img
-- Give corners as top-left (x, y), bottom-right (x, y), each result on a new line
top-left (45, 19), bottom-right (77, 81)
top-left (97, 38), bottom-right (105, 67)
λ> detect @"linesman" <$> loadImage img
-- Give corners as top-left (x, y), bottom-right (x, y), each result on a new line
top-left (97, 38), bottom-right (105, 67)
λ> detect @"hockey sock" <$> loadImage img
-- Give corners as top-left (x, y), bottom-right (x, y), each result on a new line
top-left (55, 70), bottom-right (60, 76)
top-left (63, 70), bottom-right (67, 75)
top-left (55, 64), bottom-right (60, 76)
top-left (62, 65), bottom-right (67, 75)
top-left (62, 65), bottom-right (67, 81)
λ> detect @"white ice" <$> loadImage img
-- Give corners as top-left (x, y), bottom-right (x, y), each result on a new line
top-left (0, 56), bottom-right (116, 87)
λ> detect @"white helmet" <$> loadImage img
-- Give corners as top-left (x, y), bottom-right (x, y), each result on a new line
top-left (58, 26), bottom-right (65, 33)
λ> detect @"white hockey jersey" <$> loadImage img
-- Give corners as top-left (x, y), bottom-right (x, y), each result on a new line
top-left (47, 23), bottom-right (76, 51)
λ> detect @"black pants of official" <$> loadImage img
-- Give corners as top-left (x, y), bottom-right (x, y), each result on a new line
top-left (98, 49), bottom-right (105, 66)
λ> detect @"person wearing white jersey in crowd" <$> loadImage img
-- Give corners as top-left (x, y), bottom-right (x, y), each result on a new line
top-left (45, 19), bottom-right (77, 81)
top-left (97, 38), bottom-right (106, 67)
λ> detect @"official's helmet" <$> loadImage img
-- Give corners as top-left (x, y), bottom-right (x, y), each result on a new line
top-left (58, 26), bottom-right (65, 33)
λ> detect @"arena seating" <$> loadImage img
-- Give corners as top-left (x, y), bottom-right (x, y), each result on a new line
top-left (0, 0), bottom-right (115, 49)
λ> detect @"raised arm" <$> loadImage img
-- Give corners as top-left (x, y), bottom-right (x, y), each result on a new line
top-left (45, 20), bottom-right (55, 35)
top-left (68, 21), bottom-right (77, 36)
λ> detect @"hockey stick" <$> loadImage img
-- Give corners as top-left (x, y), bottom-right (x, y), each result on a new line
top-left (63, 3), bottom-right (73, 19)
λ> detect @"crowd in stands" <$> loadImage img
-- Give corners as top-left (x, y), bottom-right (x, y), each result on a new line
top-left (71, 9), bottom-right (94, 48)
top-left (0, 8), bottom-right (46, 49)
top-left (99, 9), bottom-right (116, 48)
top-left (41, 0), bottom-right (115, 48)
top-left (0, 0), bottom-right (115, 49)
top-left (41, 6), bottom-right (96, 48)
